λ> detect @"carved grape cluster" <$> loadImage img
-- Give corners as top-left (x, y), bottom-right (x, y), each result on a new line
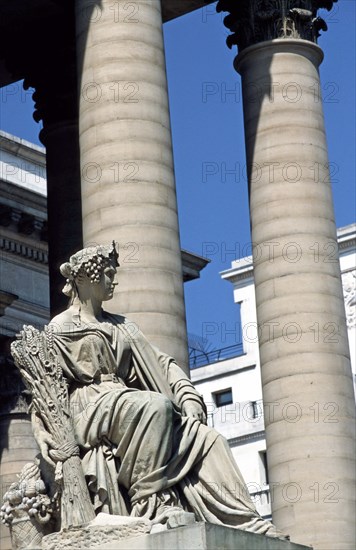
top-left (82, 253), bottom-right (105, 284)
top-left (60, 242), bottom-right (119, 296)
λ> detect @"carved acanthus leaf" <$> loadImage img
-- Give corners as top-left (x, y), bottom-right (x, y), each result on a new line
top-left (214, 0), bottom-right (338, 52)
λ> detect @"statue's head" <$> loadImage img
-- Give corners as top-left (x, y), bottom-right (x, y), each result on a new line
top-left (60, 241), bottom-right (119, 299)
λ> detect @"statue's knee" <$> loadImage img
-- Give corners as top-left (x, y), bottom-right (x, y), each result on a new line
top-left (146, 393), bottom-right (173, 421)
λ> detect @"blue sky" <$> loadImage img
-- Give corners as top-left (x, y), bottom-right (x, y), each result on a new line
top-left (0, 1), bottom-right (355, 351)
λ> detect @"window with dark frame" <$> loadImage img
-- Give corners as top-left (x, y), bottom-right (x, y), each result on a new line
top-left (251, 400), bottom-right (259, 419)
top-left (213, 388), bottom-right (233, 407)
top-left (259, 450), bottom-right (269, 485)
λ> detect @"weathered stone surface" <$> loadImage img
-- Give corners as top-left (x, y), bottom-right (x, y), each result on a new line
top-left (42, 515), bottom-right (151, 550)
top-left (43, 522), bottom-right (311, 550)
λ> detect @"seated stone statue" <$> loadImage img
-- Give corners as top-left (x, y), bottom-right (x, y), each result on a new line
top-left (12, 243), bottom-right (286, 539)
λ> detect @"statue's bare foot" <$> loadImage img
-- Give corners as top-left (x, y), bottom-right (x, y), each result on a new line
top-left (151, 505), bottom-right (195, 532)
top-left (263, 523), bottom-right (290, 540)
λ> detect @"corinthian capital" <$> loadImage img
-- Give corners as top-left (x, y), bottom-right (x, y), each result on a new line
top-left (215, 0), bottom-right (338, 51)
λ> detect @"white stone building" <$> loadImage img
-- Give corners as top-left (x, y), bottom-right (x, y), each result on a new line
top-left (0, 131), bottom-right (49, 329)
top-left (190, 224), bottom-right (356, 519)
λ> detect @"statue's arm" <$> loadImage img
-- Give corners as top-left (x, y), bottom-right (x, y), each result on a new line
top-left (161, 356), bottom-right (207, 424)
top-left (116, 315), bottom-right (208, 423)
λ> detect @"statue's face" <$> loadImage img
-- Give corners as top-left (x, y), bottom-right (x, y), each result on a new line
top-left (91, 261), bottom-right (118, 302)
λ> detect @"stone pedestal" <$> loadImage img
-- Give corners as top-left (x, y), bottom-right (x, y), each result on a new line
top-left (75, 0), bottom-right (188, 371)
top-left (43, 522), bottom-right (311, 550)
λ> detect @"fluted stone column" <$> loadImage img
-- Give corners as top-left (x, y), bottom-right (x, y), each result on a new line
top-left (217, 2), bottom-right (356, 549)
top-left (75, 0), bottom-right (188, 371)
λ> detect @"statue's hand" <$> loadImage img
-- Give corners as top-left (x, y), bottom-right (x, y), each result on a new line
top-left (37, 431), bottom-right (57, 468)
top-left (182, 401), bottom-right (207, 425)
top-left (32, 413), bottom-right (57, 467)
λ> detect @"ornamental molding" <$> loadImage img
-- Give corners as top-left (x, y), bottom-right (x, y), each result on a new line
top-left (221, 265), bottom-right (254, 286)
top-left (342, 270), bottom-right (356, 329)
top-left (215, 0), bottom-right (338, 52)
top-left (338, 236), bottom-right (356, 252)
top-left (0, 199), bottom-right (47, 244)
top-left (0, 236), bottom-right (48, 265)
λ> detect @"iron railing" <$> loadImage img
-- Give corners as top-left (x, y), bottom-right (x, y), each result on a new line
top-left (189, 342), bottom-right (244, 369)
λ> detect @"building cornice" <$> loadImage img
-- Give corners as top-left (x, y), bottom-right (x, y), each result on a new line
top-left (0, 131), bottom-right (45, 167)
top-left (0, 235), bottom-right (48, 265)
top-left (337, 223), bottom-right (356, 253)
top-left (191, 361), bottom-right (254, 384)
top-left (181, 249), bottom-right (210, 282)
top-left (0, 179), bottom-right (47, 212)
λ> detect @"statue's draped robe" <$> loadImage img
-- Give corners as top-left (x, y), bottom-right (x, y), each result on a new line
top-left (51, 313), bottom-right (276, 535)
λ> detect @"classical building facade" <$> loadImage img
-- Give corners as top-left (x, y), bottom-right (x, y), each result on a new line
top-left (0, 131), bottom-right (49, 550)
top-left (0, 1), bottom-right (355, 548)
top-left (191, 224), bottom-right (356, 519)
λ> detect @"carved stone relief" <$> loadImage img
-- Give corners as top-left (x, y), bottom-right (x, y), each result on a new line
top-left (215, 0), bottom-right (338, 51)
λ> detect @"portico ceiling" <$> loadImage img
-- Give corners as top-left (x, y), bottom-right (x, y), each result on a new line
top-left (0, 0), bottom-right (214, 88)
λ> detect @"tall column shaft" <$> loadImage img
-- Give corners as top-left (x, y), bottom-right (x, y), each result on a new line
top-left (75, 0), bottom-right (188, 370)
top-left (236, 40), bottom-right (355, 549)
